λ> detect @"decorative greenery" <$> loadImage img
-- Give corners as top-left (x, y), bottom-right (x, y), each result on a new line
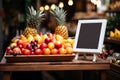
top-left (106, 15), bottom-right (120, 37)
top-left (107, 16), bottom-right (120, 30)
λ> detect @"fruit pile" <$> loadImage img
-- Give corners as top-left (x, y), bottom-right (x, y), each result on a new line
top-left (113, 60), bottom-right (120, 65)
top-left (98, 49), bottom-right (114, 60)
top-left (6, 33), bottom-right (74, 56)
top-left (109, 28), bottom-right (120, 39)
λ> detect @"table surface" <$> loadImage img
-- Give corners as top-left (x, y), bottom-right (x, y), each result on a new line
top-left (0, 56), bottom-right (110, 71)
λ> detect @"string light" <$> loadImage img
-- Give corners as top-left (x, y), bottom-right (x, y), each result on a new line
top-left (59, 2), bottom-right (64, 8)
top-left (91, 0), bottom-right (97, 5)
top-left (68, 0), bottom-right (73, 6)
top-left (91, 0), bottom-right (102, 7)
top-left (51, 4), bottom-right (56, 10)
top-left (45, 5), bottom-right (50, 10)
top-left (40, 6), bottom-right (44, 11)
top-left (97, 0), bottom-right (101, 8)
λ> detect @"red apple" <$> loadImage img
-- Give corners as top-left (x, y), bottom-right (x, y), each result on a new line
top-left (31, 51), bottom-right (35, 55)
top-left (21, 48), bottom-right (25, 52)
top-left (22, 42), bottom-right (29, 48)
top-left (40, 43), bottom-right (48, 50)
top-left (43, 48), bottom-right (51, 55)
top-left (51, 48), bottom-right (58, 55)
top-left (6, 49), bottom-right (14, 55)
top-left (45, 37), bottom-right (52, 44)
top-left (35, 49), bottom-right (43, 55)
top-left (51, 38), bottom-right (56, 43)
top-left (17, 40), bottom-right (24, 45)
top-left (6, 46), bottom-right (11, 52)
top-left (55, 41), bottom-right (62, 49)
top-left (18, 44), bottom-right (24, 49)
top-left (47, 33), bottom-right (53, 39)
top-left (26, 44), bottom-right (32, 50)
top-left (22, 49), bottom-right (31, 55)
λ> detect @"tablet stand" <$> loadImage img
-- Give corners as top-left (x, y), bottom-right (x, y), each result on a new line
top-left (93, 54), bottom-right (97, 62)
top-left (74, 53), bottom-right (97, 62)
top-left (74, 53), bottom-right (79, 60)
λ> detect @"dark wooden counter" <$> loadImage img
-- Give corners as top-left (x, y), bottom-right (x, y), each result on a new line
top-left (0, 56), bottom-right (110, 80)
top-left (107, 63), bottom-right (120, 80)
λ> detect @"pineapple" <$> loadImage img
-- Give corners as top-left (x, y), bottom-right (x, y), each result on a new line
top-left (23, 6), bottom-right (45, 37)
top-left (50, 7), bottom-right (68, 39)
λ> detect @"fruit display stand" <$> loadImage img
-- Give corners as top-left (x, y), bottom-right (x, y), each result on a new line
top-left (0, 56), bottom-right (110, 80)
top-left (1, 33), bottom-right (110, 80)
top-left (4, 54), bottom-right (75, 63)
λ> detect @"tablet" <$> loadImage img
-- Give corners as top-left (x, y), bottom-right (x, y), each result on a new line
top-left (73, 19), bottom-right (107, 54)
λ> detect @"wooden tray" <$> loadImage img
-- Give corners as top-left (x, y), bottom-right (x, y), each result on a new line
top-left (4, 54), bottom-right (75, 63)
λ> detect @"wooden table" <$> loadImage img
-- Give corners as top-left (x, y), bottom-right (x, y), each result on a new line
top-left (0, 56), bottom-right (110, 80)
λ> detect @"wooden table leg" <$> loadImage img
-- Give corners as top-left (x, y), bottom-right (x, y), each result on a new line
top-left (3, 72), bottom-right (11, 80)
top-left (101, 71), bottom-right (107, 80)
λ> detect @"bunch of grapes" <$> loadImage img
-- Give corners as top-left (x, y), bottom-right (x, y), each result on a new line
top-left (98, 49), bottom-right (114, 60)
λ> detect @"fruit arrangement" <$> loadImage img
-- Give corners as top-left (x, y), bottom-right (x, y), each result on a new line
top-left (6, 33), bottom-right (74, 56)
top-left (109, 28), bottom-right (120, 39)
top-left (98, 49), bottom-right (114, 60)
top-left (5, 6), bottom-right (74, 56)
top-left (98, 48), bottom-right (120, 65)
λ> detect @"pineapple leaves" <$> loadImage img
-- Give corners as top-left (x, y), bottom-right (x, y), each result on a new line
top-left (27, 6), bottom-right (45, 27)
top-left (50, 7), bottom-right (67, 25)
top-left (31, 6), bottom-right (36, 15)
top-left (28, 7), bottom-right (32, 15)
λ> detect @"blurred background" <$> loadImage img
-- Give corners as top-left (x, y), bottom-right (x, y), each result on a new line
top-left (1, 0), bottom-right (120, 62)
top-left (0, 0), bottom-right (120, 80)
top-left (1, 0), bottom-right (120, 60)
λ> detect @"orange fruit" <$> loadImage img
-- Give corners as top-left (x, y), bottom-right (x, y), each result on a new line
top-left (66, 47), bottom-right (73, 54)
top-left (43, 48), bottom-right (51, 55)
top-left (59, 48), bottom-right (66, 55)
top-left (13, 47), bottom-right (21, 53)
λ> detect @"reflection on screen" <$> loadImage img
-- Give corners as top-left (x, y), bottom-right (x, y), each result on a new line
top-left (77, 23), bottom-right (102, 49)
